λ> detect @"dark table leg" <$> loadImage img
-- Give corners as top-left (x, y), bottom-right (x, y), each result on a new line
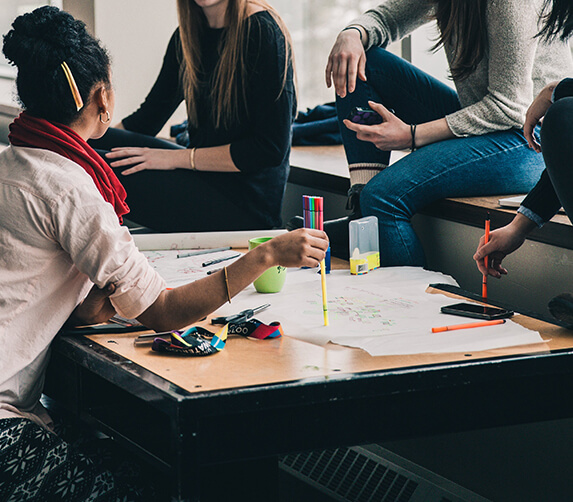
top-left (174, 457), bottom-right (278, 502)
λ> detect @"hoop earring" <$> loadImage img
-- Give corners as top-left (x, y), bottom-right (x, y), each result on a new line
top-left (99, 111), bottom-right (111, 124)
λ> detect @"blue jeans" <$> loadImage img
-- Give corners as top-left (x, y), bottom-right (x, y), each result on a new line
top-left (337, 48), bottom-right (545, 267)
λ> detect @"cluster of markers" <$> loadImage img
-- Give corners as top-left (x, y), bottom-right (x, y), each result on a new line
top-left (303, 195), bottom-right (329, 326)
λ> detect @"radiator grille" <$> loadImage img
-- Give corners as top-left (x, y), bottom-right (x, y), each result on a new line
top-left (281, 448), bottom-right (416, 502)
top-left (279, 445), bottom-right (491, 502)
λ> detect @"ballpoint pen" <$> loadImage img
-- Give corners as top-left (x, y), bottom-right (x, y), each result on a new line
top-left (202, 253), bottom-right (241, 267)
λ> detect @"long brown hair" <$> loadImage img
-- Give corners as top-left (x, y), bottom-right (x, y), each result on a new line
top-left (177, 0), bottom-right (294, 129)
top-left (538, 0), bottom-right (573, 40)
top-left (431, 0), bottom-right (488, 81)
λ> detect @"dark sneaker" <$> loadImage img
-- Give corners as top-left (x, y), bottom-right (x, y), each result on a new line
top-left (285, 185), bottom-right (365, 260)
top-left (548, 293), bottom-right (573, 327)
top-left (286, 215), bottom-right (304, 231)
top-left (345, 183), bottom-right (364, 213)
top-left (324, 184), bottom-right (364, 259)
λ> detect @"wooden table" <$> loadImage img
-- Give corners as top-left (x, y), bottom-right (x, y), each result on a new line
top-left (44, 284), bottom-right (573, 501)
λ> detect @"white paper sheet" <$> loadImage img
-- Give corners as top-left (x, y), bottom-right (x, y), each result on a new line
top-left (207, 267), bottom-right (544, 356)
top-left (142, 249), bottom-right (242, 288)
top-left (133, 229), bottom-right (286, 251)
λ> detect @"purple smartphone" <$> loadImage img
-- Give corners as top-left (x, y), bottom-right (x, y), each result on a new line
top-left (346, 106), bottom-right (383, 125)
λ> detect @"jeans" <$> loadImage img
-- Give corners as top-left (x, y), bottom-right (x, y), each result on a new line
top-left (336, 48), bottom-right (545, 267)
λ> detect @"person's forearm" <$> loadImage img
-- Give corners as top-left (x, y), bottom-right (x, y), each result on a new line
top-left (344, 24), bottom-right (369, 48)
top-left (137, 245), bottom-right (273, 331)
top-left (192, 144), bottom-right (239, 172)
top-left (134, 146), bottom-right (239, 172)
top-left (508, 212), bottom-right (538, 237)
top-left (413, 117), bottom-right (455, 148)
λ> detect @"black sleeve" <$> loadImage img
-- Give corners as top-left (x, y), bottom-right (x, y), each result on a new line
top-left (554, 78), bottom-right (573, 101)
top-left (122, 30), bottom-right (185, 137)
top-left (229, 15), bottom-right (296, 173)
top-left (520, 80), bottom-right (573, 223)
top-left (520, 169), bottom-right (562, 223)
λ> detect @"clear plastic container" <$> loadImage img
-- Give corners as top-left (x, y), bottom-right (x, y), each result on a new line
top-left (349, 216), bottom-right (380, 275)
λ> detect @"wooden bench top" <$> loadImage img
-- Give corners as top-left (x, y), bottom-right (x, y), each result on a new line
top-left (423, 195), bottom-right (573, 250)
top-left (290, 145), bottom-right (573, 250)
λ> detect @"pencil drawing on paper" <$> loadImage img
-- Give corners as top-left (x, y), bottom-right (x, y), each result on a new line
top-left (304, 286), bottom-right (418, 326)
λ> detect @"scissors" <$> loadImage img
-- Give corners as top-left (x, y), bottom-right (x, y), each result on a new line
top-left (210, 304), bottom-right (270, 325)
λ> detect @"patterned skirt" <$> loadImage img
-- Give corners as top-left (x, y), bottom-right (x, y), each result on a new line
top-left (0, 417), bottom-right (156, 501)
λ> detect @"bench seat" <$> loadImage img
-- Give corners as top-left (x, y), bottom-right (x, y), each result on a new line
top-left (289, 145), bottom-right (573, 250)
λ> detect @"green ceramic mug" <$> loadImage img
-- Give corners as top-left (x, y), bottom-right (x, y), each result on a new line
top-left (248, 237), bottom-right (287, 293)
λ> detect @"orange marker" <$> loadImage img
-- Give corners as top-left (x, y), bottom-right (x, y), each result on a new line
top-left (482, 213), bottom-right (490, 300)
top-left (431, 319), bottom-right (505, 333)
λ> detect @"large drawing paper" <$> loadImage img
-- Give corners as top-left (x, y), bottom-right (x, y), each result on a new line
top-left (208, 267), bottom-right (544, 355)
top-left (138, 244), bottom-right (544, 355)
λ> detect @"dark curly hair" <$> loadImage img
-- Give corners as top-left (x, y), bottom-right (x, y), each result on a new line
top-left (2, 5), bottom-right (111, 125)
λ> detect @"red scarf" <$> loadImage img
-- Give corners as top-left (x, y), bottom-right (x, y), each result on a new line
top-left (9, 112), bottom-right (129, 223)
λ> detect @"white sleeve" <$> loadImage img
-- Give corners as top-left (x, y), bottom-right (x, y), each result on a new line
top-left (51, 180), bottom-right (166, 319)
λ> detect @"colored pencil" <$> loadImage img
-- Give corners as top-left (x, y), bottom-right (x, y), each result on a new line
top-left (432, 319), bottom-right (505, 333)
top-left (482, 213), bottom-right (490, 299)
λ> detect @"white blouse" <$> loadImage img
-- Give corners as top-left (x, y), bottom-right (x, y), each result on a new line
top-left (0, 146), bottom-right (165, 426)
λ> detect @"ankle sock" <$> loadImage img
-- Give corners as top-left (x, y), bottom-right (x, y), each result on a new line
top-left (349, 163), bottom-right (387, 187)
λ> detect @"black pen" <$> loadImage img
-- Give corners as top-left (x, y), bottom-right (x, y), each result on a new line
top-left (202, 253), bottom-right (241, 267)
top-left (206, 268), bottom-right (223, 275)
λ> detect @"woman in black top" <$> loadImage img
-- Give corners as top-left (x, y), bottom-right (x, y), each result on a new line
top-left (91, 0), bottom-right (296, 232)
top-left (474, 0), bottom-right (573, 322)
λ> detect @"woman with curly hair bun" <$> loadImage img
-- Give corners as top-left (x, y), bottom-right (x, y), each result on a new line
top-left (0, 6), bottom-right (326, 500)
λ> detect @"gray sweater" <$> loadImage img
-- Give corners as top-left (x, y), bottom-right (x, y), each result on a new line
top-left (352, 0), bottom-right (573, 137)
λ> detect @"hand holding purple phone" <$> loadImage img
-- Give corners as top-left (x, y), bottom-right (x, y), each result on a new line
top-left (346, 106), bottom-right (384, 125)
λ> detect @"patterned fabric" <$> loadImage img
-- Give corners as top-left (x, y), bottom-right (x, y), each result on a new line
top-left (0, 418), bottom-right (138, 501)
top-left (151, 324), bottom-right (228, 356)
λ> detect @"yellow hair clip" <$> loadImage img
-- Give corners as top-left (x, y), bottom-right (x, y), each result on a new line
top-left (60, 61), bottom-right (84, 112)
